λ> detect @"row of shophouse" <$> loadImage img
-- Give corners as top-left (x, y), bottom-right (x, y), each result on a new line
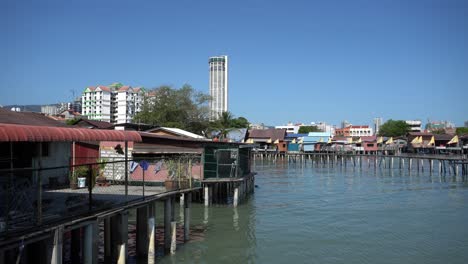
top-left (244, 127), bottom-right (468, 155)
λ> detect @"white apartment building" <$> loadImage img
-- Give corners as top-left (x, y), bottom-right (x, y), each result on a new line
top-left (209, 55), bottom-right (228, 120)
top-left (114, 86), bottom-right (145, 124)
top-left (405, 120), bottom-right (422, 132)
top-left (81, 85), bottom-right (145, 123)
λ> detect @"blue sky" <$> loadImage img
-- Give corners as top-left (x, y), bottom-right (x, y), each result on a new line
top-left (1, 0), bottom-right (467, 127)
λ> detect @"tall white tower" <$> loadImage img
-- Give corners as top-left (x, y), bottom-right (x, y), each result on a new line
top-left (209, 55), bottom-right (228, 120)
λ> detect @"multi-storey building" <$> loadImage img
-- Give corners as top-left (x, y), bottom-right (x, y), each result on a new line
top-left (275, 122), bottom-right (302, 134)
top-left (405, 120), bottom-right (422, 132)
top-left (209, 55), bottom-right (228, 120)
top-left (373, 117), bottom-right (383, 135)
top-left (81, 86), bottom-right (112, 122)
top-left (114, 86), bottom-right (145, 124)
top-left (81, 85), bottom-right (145, 123)
top-left (335, 125), bottom-right (373, 137)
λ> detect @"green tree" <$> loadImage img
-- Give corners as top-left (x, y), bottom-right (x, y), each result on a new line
top-left (298, 126), bottom-right (322, 134)
top-left (134, 84), bottom-right (211, 135)
top-left (378, 120), bottom-right (409, 137)
top-left (210, 112), bottom-right (250, 139)
top-left (456, 127), bottom-right (468, 135)
top-left (232, 116), bottom-right (250, 128)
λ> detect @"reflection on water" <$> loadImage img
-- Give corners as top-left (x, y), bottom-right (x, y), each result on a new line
top-left (160, 159), bottom-right (468, 264)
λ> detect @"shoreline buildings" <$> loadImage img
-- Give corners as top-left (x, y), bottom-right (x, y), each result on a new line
top-left (209, 55), bottom-right (228, 120)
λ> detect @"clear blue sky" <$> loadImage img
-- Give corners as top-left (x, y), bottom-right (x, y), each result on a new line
top-left (1, 0), bottom-right (467, 127)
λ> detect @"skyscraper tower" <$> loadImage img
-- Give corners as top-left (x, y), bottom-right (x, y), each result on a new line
top-left (373, 117), bottom-right (383, 135)
top-left (209, 55), bottom-right (228, 120)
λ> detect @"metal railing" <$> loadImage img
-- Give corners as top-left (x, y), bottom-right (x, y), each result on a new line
top-left (0, 156), bottom-right (202, 237)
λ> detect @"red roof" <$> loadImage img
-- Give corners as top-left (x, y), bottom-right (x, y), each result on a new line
top-left (118, 85), bottom-right (131, 92)
top-left (96, 85), bottom-right (111, 92)
top-left (0, 123), bottom-right (142, 142)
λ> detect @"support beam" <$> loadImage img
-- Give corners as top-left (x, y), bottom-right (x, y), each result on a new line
top-left (83, 221), bottom-right (99, 264)
top-left (136, 206), bottom-right (149, 260)
top-left (184, 192), bottom-right (192, 242)
top-left (170, 221), bottom-right (177, 255)
top-left (233, 187), bottom-right (239, 207)
top-left (148, 202), bottom-right (156, 264)
top-left (204, 186), bottom-right (210, 207)
top-left (50, 225), bottom-right (64, 264)
top-left (164, 198), bottom-right (172, 254)
top-left (111, 212), bottom-right (128, 264)
top-left (71, 228), bottom-right (81, 264)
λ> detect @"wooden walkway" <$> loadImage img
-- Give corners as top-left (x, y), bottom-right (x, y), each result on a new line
top-left (253, 152), bottom-right (468, 176)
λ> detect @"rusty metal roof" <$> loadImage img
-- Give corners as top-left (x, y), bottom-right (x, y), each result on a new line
top-left (0, 108), bottom-right (68, 127)
top-left (0, 123), bottom-right (142, 142)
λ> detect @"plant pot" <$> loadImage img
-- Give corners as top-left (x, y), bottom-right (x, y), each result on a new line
top-left (78, 177), bottom-right (86, 188)
top-left (164, 179), bottom-right (178, 191)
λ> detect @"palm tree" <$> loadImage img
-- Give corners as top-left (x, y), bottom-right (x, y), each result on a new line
top-left (213, 111), bottom-right (235, 140)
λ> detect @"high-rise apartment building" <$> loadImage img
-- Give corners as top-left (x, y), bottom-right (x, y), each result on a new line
top-left (81, 85), bottom-right (145, 123)
top-left (373, 117), bottom-right (383, 135)
top-left (209, 55), bottom-right (228, 120)
top-left (405, 120), bottom-right (422, 132)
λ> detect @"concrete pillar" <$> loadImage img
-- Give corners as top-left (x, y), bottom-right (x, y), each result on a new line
top-left (164, 198), bottom-right (172, 254)
top-left (170, 221), bottom-right (177, 255)
top-left (184, 192), bottom-right (191, 242)
top-left (136, 206), bottom-right (149, 260)
top-left (111, 212), bottom-right (128, 264)
top-left (204, 186), bottom-right (210, 207)
top-left (148, 202), bottom-right (156, 264)
top-left (234, 187), bottom-right (239, 207)
top-left (51, 225), bottom-right (64, 264)
top-left (180, 193), bottom-right (185, 208)
top-left (83, 221), bottom-right (99, 264)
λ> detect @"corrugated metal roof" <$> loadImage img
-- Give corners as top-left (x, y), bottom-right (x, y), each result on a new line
top-left (248, 128), bottom-right (286, 141)
top-left (285, 133), bottom-right (308, 138)
top-left (133, 143), bottom-right (203, 154)
top-left (0, 123), bottom-right (142, 142)
top-left (0, 108), bottom-right (68, 127)
top-left (307, 132), bottom-right (331, 137)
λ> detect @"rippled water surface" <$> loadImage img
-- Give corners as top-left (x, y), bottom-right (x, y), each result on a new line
top-left (160, 159), bottom-right (468, 264)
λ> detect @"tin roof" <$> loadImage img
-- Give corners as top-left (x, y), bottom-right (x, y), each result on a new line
top-left (0, 108), bottom-right (67, 127)
top-left (0, 123), bottom-right (142, 142)
top-left (248, 128), bottom-right (286, 141)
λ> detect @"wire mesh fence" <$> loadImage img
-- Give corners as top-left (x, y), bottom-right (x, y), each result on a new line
top-left (0, 155), bottom-right (202, 237)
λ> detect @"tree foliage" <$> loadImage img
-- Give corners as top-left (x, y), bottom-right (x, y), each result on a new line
top-left (378, 119), bottom-right (409, 137)
top-left (133, 84), bottom-right (211, 135)
top-left (456, 127), bottom-right (468, 135)
top-left (211, 111), bottom-right (250, 139)
top-left (298, 126), bottom-right (322, 134)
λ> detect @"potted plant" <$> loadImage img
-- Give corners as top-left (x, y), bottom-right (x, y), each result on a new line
top-left (70, 165), bottom-right (89, 189)
top-left (95, 158), bottom-right (109, 187)
top-left (164, 159), bottom-right (179, 191)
